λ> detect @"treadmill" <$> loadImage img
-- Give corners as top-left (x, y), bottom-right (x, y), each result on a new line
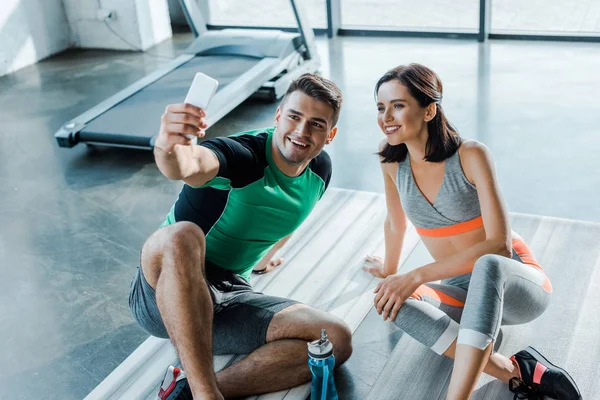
top-left (55, 0), bottom-right (320, 150)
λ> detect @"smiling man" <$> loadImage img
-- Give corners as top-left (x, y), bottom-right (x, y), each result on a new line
top-left (128, 74), bottom-right (352, 400)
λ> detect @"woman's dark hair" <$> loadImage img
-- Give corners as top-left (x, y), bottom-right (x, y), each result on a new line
top-left (375, 64), bottom-right (461, 163)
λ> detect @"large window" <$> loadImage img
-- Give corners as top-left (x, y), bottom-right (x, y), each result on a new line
top-left (204, 0), bottom-right (600, 40)
top-left (207, 0), bottom-right (327, 29)
top-left (341, 0), bottom-right (479, 32)
top-left (491, 0), bottom-right (600, 35)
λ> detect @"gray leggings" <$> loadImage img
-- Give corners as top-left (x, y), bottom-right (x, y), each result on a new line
top-left (393, 247), bottom-right (552, 354)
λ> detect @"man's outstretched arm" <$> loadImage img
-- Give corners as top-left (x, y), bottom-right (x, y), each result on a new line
top-left (154, 103), bottom-right (219, 187)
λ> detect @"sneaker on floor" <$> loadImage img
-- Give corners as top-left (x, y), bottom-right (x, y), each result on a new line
top-left (509, 346), bottom-right (581, 400)
top-left (157, 366), bottom-right (193, 400)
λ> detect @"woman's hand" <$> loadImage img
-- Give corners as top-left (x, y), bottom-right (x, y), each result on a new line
top-left (362, 255), bottom-right (389, 278)
top-left (374, 272), bottom-right (421, 321)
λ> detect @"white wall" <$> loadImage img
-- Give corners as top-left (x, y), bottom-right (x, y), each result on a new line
top-left (0, 0), bottom-right (173, 77)
top-left (63, 0), bottom-right (172, 51)
top-left (0, 0), bottom-right (72, 76)
top-left (135, 0), bottom-right (173, 50)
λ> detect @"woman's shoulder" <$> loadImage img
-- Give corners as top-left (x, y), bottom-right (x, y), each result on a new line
top-left (457, 139), bottom-right (495, 184)
top-left (458, 138), bottom-right (488, 153)
top-left (457, 139), bottom-right (493, 164)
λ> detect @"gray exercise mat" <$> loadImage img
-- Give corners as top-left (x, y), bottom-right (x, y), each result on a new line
top-left (84, 191), bottom-right (600, 400)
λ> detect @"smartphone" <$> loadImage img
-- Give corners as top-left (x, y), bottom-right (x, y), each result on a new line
top-left (183, 72), bottom-right (219, 139)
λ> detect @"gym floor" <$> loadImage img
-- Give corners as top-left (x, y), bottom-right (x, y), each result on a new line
top-left (1, 32), bottom-right (599, 399)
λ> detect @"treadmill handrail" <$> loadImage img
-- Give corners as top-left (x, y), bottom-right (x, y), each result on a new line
top-left (290, 0), bottom-right (319, 62)
top-left (178, 0), bottom-right (208, 37)
top-left (180, 0), bottom-right (318, 63)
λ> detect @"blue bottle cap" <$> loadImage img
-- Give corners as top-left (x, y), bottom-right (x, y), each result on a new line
top-left (308, 328), bottom-right (334, 359)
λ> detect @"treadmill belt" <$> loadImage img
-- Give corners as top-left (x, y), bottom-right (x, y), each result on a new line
top-left (81, 55), bottom-right (262, 145)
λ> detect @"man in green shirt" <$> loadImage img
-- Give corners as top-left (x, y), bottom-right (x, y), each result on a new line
top-left (129, 74), bottom-right (352, 400)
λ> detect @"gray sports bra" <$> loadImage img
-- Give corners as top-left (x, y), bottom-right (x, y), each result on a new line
top-left (396, 149), bottom-right (483, 237)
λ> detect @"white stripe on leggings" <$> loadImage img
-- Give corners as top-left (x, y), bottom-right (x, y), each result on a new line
top-left (457, 328), bottom-right (493, 350)
top-left (431, 319), bottom-right (459, 355)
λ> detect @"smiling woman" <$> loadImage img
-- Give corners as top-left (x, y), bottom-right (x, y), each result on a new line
top-left (375, 65), bottom-right (461, 164)
top-left (363, 63), bottom-right (581, 400)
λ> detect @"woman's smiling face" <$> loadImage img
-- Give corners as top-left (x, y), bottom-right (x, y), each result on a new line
top-left (376, 80), bottom-right (430, 146)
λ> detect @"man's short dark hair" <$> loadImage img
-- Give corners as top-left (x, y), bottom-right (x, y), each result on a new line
top-left (280, 74), bottom-right (343, 127)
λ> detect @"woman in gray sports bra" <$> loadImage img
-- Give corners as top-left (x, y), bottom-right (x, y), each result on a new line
top-left (363, 64), bottom-right (580, 400)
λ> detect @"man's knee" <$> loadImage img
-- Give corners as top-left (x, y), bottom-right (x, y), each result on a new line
top-left (141, 221), bottom-right (207, 287)
top-left (267, 306), bottom-right (353, 364)
top-left (164, 221), bottom-right (206, 256)
top-left (326, 319), bottom-right (353, 365)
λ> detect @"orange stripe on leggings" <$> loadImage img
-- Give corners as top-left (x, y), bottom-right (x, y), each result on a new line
top-left (409, 285), bottom-right (465, 307)
top-left (512, 238), bottom-right (553, 293)
top-left (415, 216), bottom-right (484, 237)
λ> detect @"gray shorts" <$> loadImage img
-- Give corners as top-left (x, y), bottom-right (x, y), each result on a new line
top-left (128, 263), bottom-right (299, 355)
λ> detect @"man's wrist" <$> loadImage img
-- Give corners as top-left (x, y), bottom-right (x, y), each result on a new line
top-left (153, 142), bottom-right (172, 156)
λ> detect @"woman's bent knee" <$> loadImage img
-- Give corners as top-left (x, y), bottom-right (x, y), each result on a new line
top-left (472, 254), bottom-right (505, 280)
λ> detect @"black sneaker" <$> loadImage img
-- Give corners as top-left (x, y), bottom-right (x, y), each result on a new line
top-left (157, 366), bottom-right (193, 400)
top-left (509, 346), bottom-right (581, 400)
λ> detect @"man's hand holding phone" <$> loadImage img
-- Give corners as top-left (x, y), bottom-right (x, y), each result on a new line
top-left (155, 104), bottom-right (207, 153)
top-left (155, 72), bottom-right (219, 153)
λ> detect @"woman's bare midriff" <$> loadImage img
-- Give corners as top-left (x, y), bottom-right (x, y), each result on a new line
top-left (420, 226), bottom-right (520, 262)
top-left (385, 161), bottom-right (520, 263)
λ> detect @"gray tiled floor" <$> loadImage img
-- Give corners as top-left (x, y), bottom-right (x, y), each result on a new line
top-left (337, 307), bottom-right (404, 396)
top-left (1, 31), bottom-right (600, 399)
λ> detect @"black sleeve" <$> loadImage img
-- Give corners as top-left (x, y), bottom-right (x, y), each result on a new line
top-left (309, 150), bottom-right (332, 197)
top-left (199, 133), bottom-right (268, 188)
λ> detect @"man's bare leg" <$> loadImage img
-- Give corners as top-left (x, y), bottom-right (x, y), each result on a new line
top-left (215, 304), bottom-right (353, 398)
top-left (142, 222), bottom-right (223, 400)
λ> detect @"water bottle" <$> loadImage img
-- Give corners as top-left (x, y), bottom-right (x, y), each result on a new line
top-left (308, 328), bottom-right (338, 400)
